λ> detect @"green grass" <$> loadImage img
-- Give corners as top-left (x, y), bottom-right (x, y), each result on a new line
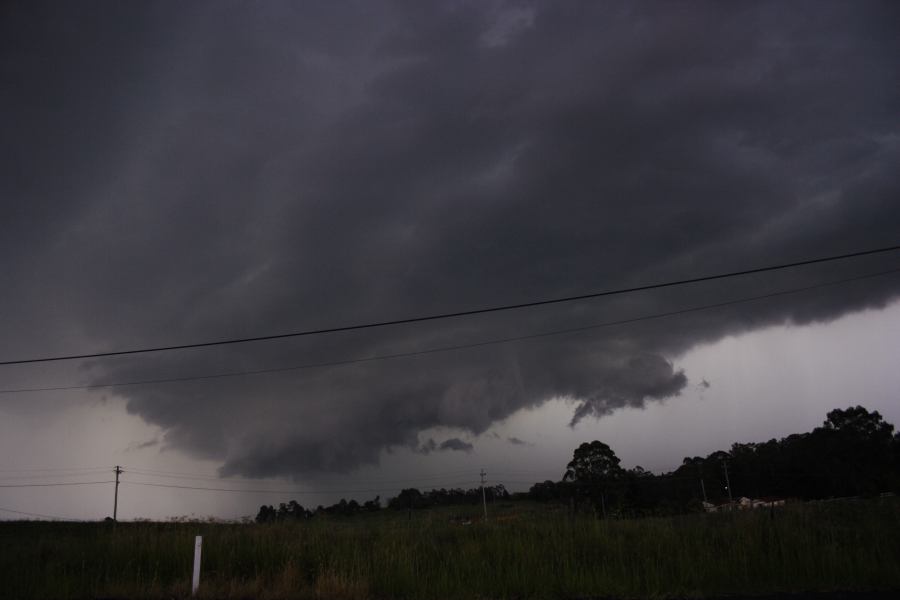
top-left (2, 498), bottom-right (899, 599)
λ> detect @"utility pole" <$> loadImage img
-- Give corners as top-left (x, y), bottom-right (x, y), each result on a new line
top-left (721, 459), bottom-right (733, 505)
top-left (113, 465), bottom-right (123, 521)
top-left (700, 478), bottom-right (708, 503)
top-left (480, 469), bottom-right (487, 521)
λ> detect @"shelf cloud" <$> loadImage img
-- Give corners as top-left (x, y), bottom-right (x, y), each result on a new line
top-left (2, 1), bottom-right (898, 478)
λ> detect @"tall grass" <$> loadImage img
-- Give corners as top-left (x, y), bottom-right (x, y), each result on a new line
top-left (2, 498), bottom-right (898, 599)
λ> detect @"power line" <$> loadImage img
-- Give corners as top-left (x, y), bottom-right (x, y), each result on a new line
top-left (0, 505), bottom-right (82, 521)
top-left (123, 466), bottom-right (481, 485)
top-left (2, 265), bottom-right (898, 395)
top-left (121, 469), bottom-right (304, 484)
top-left (123, 470), bottom-right (473, 486)
top-left (0, 470), bottom-right (114, 482)
top-left (124, 465), bottom-right (475, 478)
top-left (0, 465), bottom-right (111, 473)
top-left (0, 481), bottom-right (114, 488)
top-left (2, 244), bottom-right (898, 367)
top-left (121, 480), bottom-right (482, 495)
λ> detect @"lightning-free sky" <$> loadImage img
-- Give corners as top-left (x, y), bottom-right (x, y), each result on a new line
top-left (2, 1), bottom-right (899, 521)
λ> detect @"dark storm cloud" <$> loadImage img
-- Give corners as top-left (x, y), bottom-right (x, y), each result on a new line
top-left (411, 437), bottom-right (474, 455)
top-left (507, 437), bottom-right (530, 446)
top-left (439, 438), bottom-right (474, 453)
top-left (2, 1), bottom-right (899, 476)
top-left (416, 438), bottom-right (438, 455)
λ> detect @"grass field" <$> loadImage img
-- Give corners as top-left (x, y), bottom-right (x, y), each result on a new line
top-left (1, 498), bottom-right (898, 599)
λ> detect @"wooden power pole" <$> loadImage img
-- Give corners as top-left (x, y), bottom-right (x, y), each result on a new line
top-left (113, 465), bottom-right (122, 521)
top-left (480, 469), bottom-right (488, 521)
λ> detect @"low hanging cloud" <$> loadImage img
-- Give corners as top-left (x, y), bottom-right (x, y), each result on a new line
top-left (2, 1), bottom-right (899, 478)
top-left (124, 438), bottom-right (160, 453)
top-left (568, 355), bottom-right (688, 426)
top-left (440, 438), bottom-right (475, 453)
top-left (409, 437), bottom-right (474, 456)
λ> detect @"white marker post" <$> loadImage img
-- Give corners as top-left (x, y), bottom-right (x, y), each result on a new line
top-left (191, 535), bottom-right (202, 596)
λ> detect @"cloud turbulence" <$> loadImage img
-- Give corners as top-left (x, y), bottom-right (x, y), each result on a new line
top-left (2, 1), bottom-right (899, 478)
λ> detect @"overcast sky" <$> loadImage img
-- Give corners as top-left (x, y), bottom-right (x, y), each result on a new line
top-left (2, 0), bottom-right (899, 521)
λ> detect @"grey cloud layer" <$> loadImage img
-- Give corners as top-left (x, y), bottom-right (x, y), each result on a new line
top-left (2, 1), bottom-right (899, 477)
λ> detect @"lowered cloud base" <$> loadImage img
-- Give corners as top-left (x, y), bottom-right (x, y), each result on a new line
top-left (1, 1), bottom-right (898, 478)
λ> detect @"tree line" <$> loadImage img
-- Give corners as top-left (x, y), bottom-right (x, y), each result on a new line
top-left (526, 405), bottom-right (900, 517)
top-left (255, 486), bottom-right (510, 522)
top-left (387, 484), bottom-right (509, 510)
top-left (257, 405), bottom-right (900, 522)
top-left (255, 496), bottom-right (381, 522)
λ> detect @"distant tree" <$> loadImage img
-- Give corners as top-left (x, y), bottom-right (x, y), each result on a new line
top-left (528, 480), bottom-right (562, 502)
top-left (812, 406), bottom-right (897, 496)
top-left (488, 484), bottom-right (510, 501)
top-left (388, 488), bottom-right (424, 510)
top-left (821, 406), bottom-right (894, 442)
top-left (562, 441), bottom-right (624, 516)
top-left (285, 500), bottom-right (311, 519)
top-left (617, 466), bottom-right (665, 517)
top-left (255, 504), bottom-right (277, 523)
top-left (319, 498), bottom-right (352, 516)
top-left (256, 501), bottom-right (311, 522)
top-left (563, 441), bottom-right (623, 483)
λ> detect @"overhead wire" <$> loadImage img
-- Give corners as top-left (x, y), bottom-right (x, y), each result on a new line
top-left (122, 466), bottom-right (484, 486)
top-left (0, 480), bottom-right (114, 488)
top-left (121, 480), bottom-right (483, 495)
top-left (0, 465), bottom-right (112, 473)
top-left (0, 506), bottom-right (82, 521)
top-left (1, 243), bottom-right (898, 367)
top-left (123, 465), bottom-right (476, 479)
top-left (2, 265), bottom-right (898, 395)
top-left (0, 470), bottom-right (115, 482)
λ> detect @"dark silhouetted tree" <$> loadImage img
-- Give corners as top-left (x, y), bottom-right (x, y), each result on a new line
top-left (563, 441), bottom-right (623, 483)
top-left (563, 440), bottom-right (624, 516)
